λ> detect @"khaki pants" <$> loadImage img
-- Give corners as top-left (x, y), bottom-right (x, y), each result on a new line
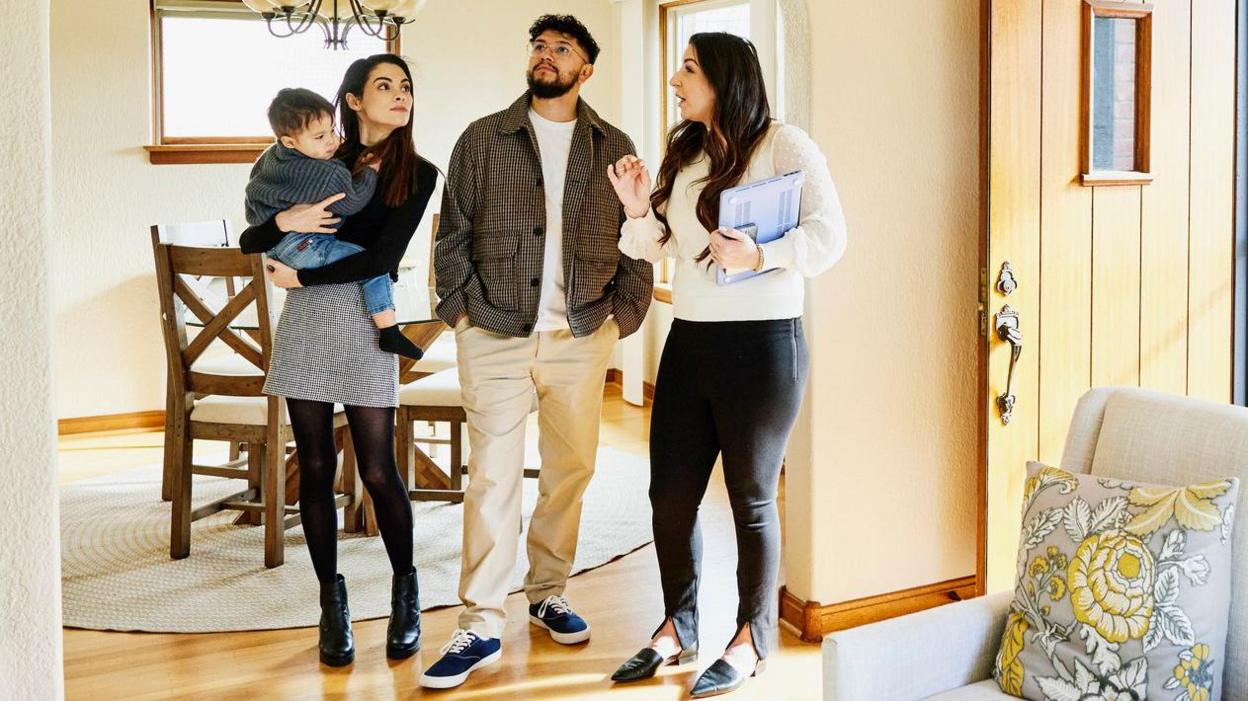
top-left (453, 316), bottom-right (618, 638)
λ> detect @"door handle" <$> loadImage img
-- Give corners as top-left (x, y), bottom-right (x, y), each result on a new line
top-left (995, 304), bottom-right (1022, 425)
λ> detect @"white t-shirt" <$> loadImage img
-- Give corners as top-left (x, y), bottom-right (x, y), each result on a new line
top-left (528, 109), bottom-right (577, 332)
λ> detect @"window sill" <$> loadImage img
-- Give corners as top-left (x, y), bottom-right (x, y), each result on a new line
top-left (1080, 171), bottom-right (1154, 187)
top-left (145, 144), bottom-right (270, 165)
top-left (654, 283), bottom-right (672, 304)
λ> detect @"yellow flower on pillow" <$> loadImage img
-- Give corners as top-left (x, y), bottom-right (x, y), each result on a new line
top-left (1048, 576), bottom-right (1066, 601)
top-left (1166, 643), bottom-right (1214, 701)
top-left (1029, 556), bottom-right (1048, 577)
top-left (995, 612), bottom-right (1029, 695)
top-left (1068, 530), bottom-right (1155, 643)
top-left (1125, 479), bottom-right (1233, 536)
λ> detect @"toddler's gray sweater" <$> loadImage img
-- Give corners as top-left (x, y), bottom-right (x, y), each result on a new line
top-left (244, 143), bottom-right (377, 229)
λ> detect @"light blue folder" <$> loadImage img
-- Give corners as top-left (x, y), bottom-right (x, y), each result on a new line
top-left (715, 170), bottom-right (805, 285)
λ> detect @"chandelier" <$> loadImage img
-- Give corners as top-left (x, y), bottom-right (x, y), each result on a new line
top-left (242, 0), bottom-right (426, 50)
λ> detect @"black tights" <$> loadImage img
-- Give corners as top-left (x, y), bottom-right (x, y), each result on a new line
top-left (286, 399), bottom-right (413, 583)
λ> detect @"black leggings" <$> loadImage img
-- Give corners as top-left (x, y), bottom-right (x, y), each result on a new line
top-left (286, 399), bottom-right (414, 583)
top-left (649, 318), bottom-right (808, 660)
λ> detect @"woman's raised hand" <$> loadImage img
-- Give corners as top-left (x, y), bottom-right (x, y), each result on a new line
top-left (273, 193), bottom-right (347, 234)
top-left (606, 155), bottom-right (652, 219)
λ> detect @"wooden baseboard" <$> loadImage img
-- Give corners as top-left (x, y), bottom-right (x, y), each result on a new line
top-left (779, 575), bottom-right (979, 642)
top-left (58, 410), bottom-right (165, 436)
top-left (57, 373), bottom-right (644, 436)
top-left (605, 368), bottom-right (655, 403)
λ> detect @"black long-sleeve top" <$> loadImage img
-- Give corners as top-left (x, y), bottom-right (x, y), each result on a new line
top-left (239, 155), bottom-right (438, 286)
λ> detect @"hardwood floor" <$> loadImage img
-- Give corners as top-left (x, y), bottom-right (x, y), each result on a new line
top-left (59, 387), bottom-right (822, 700)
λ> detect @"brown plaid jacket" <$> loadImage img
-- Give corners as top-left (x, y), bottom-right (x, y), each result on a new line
top-left (434, 92), bottom-right (653, 338)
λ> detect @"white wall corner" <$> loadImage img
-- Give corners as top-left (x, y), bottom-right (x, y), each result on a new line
top-left (1, 0), bottom-right (65, 697)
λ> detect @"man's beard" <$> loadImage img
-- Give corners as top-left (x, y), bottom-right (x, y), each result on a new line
top-left (527, 65), bottom-right (577, 99)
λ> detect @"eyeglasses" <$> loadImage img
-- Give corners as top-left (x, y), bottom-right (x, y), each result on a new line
top-left (528, 40), bottom-right (588, 63)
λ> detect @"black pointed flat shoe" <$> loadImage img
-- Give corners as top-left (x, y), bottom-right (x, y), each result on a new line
top-left (610, 646), bottom-right (699, 683)
top-left (689, 657), bottom-right (766, 698)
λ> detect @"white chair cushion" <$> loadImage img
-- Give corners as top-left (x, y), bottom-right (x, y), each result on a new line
top-left (190, 395), bottom-right (286, 426)
top-left (399, 368), bottom-right (463, 407)
top-left (411, 333), bottom-right (457, 373)
top-left (191, 395), bottom-right (344, 426)
top-left (923, 680), bottom-right (1015, 700)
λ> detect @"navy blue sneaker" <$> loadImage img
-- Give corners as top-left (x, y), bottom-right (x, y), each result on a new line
top-left (419, 629), bottom-right (501, 689)
top-left (529, 595), bottom-right (591, 644)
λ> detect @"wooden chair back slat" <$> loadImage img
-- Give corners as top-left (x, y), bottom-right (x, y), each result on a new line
top-left (153, 220), bottom-right (240, 297)
top-left (179, 281), bottom-right (262, 368)
top-left (169, 245), bottom-right (256, 278)
top-left (187, 372), bottom-right (266, 396)
top-left (151, 228), bottom-right (275, 399)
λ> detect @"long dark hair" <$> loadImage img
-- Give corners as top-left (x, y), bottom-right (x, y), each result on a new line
top-left (335, 53), bottom-right (422, 207)
top-left (652, 33), bottom-right (771, 261)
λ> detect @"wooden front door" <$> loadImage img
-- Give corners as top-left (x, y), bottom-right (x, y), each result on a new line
top-left (981, 0), bottom-right (1238, 593)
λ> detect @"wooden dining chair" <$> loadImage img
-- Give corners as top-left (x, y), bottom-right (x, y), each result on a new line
top-left (151, 231), bottom-right (361, 567)
top-left (153, 221), bottom-right (242, 502)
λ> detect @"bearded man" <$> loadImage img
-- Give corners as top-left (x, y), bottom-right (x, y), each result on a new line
top-left (423, 13), bottom-right (653, 690)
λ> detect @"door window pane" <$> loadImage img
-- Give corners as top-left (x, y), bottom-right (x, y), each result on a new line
top-left (1091, 15), bottom-right (1138, 171)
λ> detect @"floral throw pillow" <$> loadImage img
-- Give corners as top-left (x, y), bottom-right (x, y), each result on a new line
top-left (993, 462), bottom-right (1238, 701)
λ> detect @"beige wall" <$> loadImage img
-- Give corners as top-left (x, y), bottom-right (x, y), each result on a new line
top-left (784, 0), bottom-right (982, 604)
top-left (49, 0), bottom-right (621, 419)
top-left (1, 0), bottom-right (65, 697)
top-left (51, 0), bottom-right (265, 419)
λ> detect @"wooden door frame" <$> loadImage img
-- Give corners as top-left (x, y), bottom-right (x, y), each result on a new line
top-left (1234, 0), bottom-right (1248, 406)
top-left (975, 0), bottom-right (991, 598)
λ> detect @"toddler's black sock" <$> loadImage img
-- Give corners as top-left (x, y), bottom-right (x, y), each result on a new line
top-left (378, 325), bottom-right (424, 361)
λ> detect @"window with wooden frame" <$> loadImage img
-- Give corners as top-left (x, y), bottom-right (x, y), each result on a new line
top-left (1081, 0), bottom-right (1153, 186)
top-left (654, 0), bottom-right (751, 297)
top-left (146, 0), bottom-right (395, 165)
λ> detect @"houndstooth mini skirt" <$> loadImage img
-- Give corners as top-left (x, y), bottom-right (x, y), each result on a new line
top-left (263, 283), bottom-right (398, 408)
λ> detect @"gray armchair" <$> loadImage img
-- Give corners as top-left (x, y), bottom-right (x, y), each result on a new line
top-left (822, 387), bottom-right (1248, 700)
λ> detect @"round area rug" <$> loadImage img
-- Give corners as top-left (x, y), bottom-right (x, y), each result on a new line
top-left (60, 448), bottom-right (653, 633)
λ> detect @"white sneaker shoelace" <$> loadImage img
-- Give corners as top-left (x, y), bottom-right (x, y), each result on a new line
top-left (439, 628), bottom-right (477, 656)
top-left (537, 595), bottom-right (573, 619)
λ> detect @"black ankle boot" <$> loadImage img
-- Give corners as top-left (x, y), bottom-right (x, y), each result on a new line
top-left (319, 574), bottom-right (354, 667)
top-left (386, 567), bottom-right (421, 659)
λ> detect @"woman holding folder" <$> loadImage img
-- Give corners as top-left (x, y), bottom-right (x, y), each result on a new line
top-left (606, 31), bottom-right (847, 698)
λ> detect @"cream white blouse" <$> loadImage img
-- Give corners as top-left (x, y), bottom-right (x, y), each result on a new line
top-left (620, 121), bottom-right (847, 321)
